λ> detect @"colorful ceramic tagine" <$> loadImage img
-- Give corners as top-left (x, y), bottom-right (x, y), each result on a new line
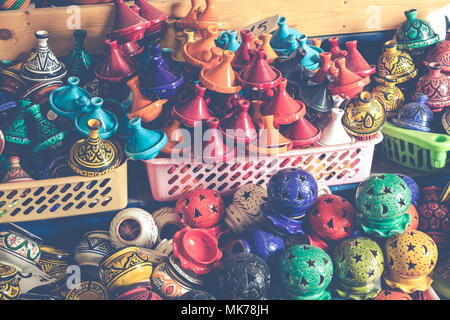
top-left (177, 0), bottom-right (226, 30)
top-left (396, 173), bottom-right (420, 207)
top-left (279, 244), bottom-right (333, 300)
top-left (175, 189), bottom-right (225, 229)
top-left (108, 0), bottom-right (150, 45)
top-left (73, 231), bottom-right (114, 268)
top-left (2, 156), bottom-right (33, 183)
top-left (95, 39), bottom-right (138, 83)
top-left (65, 281), bottom-right (108, 300)
top-left (282, 111), bottom-right (322, 148)
top-left (25, 102), bottom-right (66, 154)
top-left (262, 78), bottom-right (305, 126)
top-left (306, 194), bottom-right (356, 251)
top-left (177, 289), bottom-right (216, 300)
top-left (159, 120), bottom-right (190, 157)
top-left (109, 208), bottom-right (158, 249)
top-left (183, 26), bottom-right (222, 69)
top-left (0, 229), bottom-right (41, 272)
top-left (296, 35), bottom-right (322, 71)
top-left (64, 29), bottom-right (93, 84)
top-left (173, 226), bottom-right (222, 275)
top-left (344, 40), bottom-right (376, 78)
top-left (328, 36), bottom-right (347, 61)
top-left (113, 284), bottom-right (162, 300)
top-left (424, 29), bottom-right (450, 73)
top-left (217, 252), bottom-right (271, 300)
top-left (392, 93), bottom-right (434, 132)
top-left (0, 68), bottom-right (26, 96)
top-left (231, 30), bottom-right (254, 72)
top-left (247, 115), bottom-right (292, 156)
top-left (318, 108), bottom-right (353, 146)
top-left (196, 117), bottom-right (235, 164)
top-left (298, 74), bottom-right (335, 113)
top-left (217, 30), bottom-right (241, 53)
top-left (134, 0), bottom-right (168, 35)
top-left (3, 100), bottom-right (31, 147)
top-left (207, 91), bottom-right (241, 118)
top-left (124, 118), bottom-right (167, 160)
top-left (199, 50), bottom-right (242, 94)
top-left (266, 168), bottom-right (318, 219)
top-left (433, 252), bottom-right (450, 299)
top-left (332, 237), bottom-right (384, 300)
top-left (219, 98), bottom-right (258, 144)
top-left (37, 246), bottom-right (70, 282)
top-left (69, 118), bottom-right (123, 177)
top-left (270, 16), bottom-right (303, 53)
top-left (312, 52), bottom-right (339, 85)
top-left (329, 57), bottom-right (371, 100)
top-left (374, 289), bottom-right (413, 300)
top-left (384, 230), bottom-right (438, 293)
top-left (171, 30), bottom-right (196, 64)
top-left (20, 31), bottom-right (67, 83)
top-left (251, 34), bottom-right (278, 65)
top-left (374, 40), bottom-right (418, 84)
top-left (395, 9), bottom-right (439, 52)
top-left (372, 76), bottom-right (405, 119)
top-left (75, 97), bottom-right (119, 139)
top-left (99, 246), bottom-right (153, 292)
top-left (444, 108), bottom-right (450, 134)
top-left (237, 49), bottom-right (282, 91)
top-left (224, 184), bottom-right (268, 234)
top-left (417, 202), bottom-right (449, 249)
top-left (342, 91), bottom-right (386, 141)
top-left (416, 63), bottom-right (449, 112)
top-left (355, 174), bottom-right (412, 237)
top-left (172, 83), bottom-right (211, 127)
top-left (49, 76), bottom-right (92, 120)
top-left (118, 5), bottom-right (146, 58)
top-left (0, 264), bottom-right (20, 300)
top-left (151, 207), bottom-right (183, 242)
top-left (140, 53), bottom-right (184, 99)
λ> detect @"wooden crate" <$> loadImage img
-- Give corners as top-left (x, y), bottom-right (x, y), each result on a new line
top-left (0, 0), bottom-right (447, 61)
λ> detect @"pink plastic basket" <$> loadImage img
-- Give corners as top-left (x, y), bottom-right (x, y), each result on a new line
top-left (144, 133), bottom-right (383, 201)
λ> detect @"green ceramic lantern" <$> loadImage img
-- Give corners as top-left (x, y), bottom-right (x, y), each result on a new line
top-left (395, 9), bottom-right (439, 51)
top-left (279, 244), bottom-right (333, 300)
top-left (355, 174), bottom-right (411, 237)
top-left (332, 237), bottom-right (384, 300)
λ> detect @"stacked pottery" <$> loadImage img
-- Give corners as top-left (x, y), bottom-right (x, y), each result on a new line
top-left (251, 34), bottom-right (278, 64)
top-left (344, 40), bottom-right (376, 78)
top-left (270, 16), bottom-right (303, 55)
top-left (296, 35), bottom-right (323, 71)
top-left (177, 0), bottom-right (226, 30)
top-left (329, 57), bottom-right (371, 100)
top-left (423, 29), bottom-right (450, 77)
top-left (73, 231), bottom-right (115, 268)
top-left (247, 115), bottom-right (292, 156)
top-left (134, 0), bottom-right (168, 36)
top-left (298, 74), bottom-right (335, 113)
top-left (231, 30), bottom-right (254, 71)
top-left (312, 52), bottom-right (339, 84)
top-left (3, 100), bottom-right (32, 149)
top-left (171, 30), bottom-right (196, 64)
top-left (182, 26), bottom-right (223, 70)
top-left (328, 36), bottom-right (348, 61)
top-left (415, 63), bottom-right (449, 112)
top-left (75, 97), bottom-right (119, 139)
top-left (172, 83), bottom-right (211, 127)
top-left (218, 30), bottom-right (241, 53)
top-left (219, 98), bottom-right (258, 144)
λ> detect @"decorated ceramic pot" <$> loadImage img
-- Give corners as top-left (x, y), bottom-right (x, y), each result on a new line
top-left (224, 184), bottom-right (268, 234)
top-left (150, 262), bottom-right (192, 299)
top-left (217, 253), bottom-right (271, 300)
top-left (99, 246), bottom-right (153, 292)
top-left (372, 76), bottom-right (405, 119)
top-left (424, 30), bottom-right (450, 73)
top-left (383, 230), bottom-right (438, 293)
top-left (73, 231), bottom-right (115, 267)
top-left (374, 289), bottom-right (412, 300)
top-left (65, 281), bottom-right (108, 300)
top-left (0, 230), bottom-right (41, 272)
top-left (109, 208), bottom-right (158, 249)
top-left (332, 237), bottom-right (384, 300)
top-left (37, 245), bottom-right (70, 281)
top-left (0, 264), bottom-right (20, 300)
top-left (151, 207), bottom-right (183, 242)
top-left (341, 91), bottom-right (386, 141)
top-left (374, 40), bottom-right (417, 84)
top-left (396, 173), bottom-right (420, 207)
top-left (395, 9), bottom-right (439, 51)
top-left (415, 63), bottom-right (449, 112)
top-left (175, 189), bottom-right (225, 229)
top-left (307, 194), bottom-right (356, 250)
top-left (266, 168), bottom-right (318, 219)
top-left (432, 253), bottom-right (449, 299)
top-left (420, 186), bottom-right (442, 203)
top-left (355, 174), bottom-right (411, 237)
top-left (112, 284), bottom-right (162, 300)
top-left (417, 202), bottom-right (449, 249)
top-left (244, 229), bottom-right (285, 265)
top-left (392, 93), bottom-right (434, 132)
top-left (279, 244), bottom-right (333, 300)
top-left (139, 239), bottom-right (173, 265)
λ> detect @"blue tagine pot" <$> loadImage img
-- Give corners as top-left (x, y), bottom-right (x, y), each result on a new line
top-left (124, 117), bottom-right (167, 160)
top-left (75, 97), bottom-right (119, 139)
top-left (392, 93), bottom-right (433, 132)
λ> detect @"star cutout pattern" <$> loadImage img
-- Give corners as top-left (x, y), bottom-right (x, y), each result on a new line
top-left (327, 218), bottom-right (334, 229)
top-left (353, 254), bottom-right (363, 263)
top-left (243, 191), bottom-right (252, 200)
top-left (366, 269), bottom-right (375, 277)
top-left (406, 242), bottom-right (416, 252)
top-left (194, 209), bottom-right (202, 218)
top-left (324, 198), bottom-right (334, 204)
top-left (210, 204), bottom-right (217, 214)
top-left (286, 252), bottom-right (295, 263)
top-left (198, 194), bottom-right (206, 201)
top-left (407, 260), bottom-right (417, 270)
top-left (383, 186), bottom-right (392, 194)
top-left (306, 258), bottom-right (315, 268)
top-left (398, 198), bottom-right (406, 207)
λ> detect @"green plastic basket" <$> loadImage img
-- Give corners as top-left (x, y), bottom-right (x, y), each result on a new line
top-left (380, 122), bottom-right (450, 173)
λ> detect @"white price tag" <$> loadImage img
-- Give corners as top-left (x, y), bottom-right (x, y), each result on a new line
top-left (240, 14), bottom-right (280, 37)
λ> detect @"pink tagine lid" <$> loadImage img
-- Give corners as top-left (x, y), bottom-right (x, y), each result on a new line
top-left (109, 0), bottom-right (151, 44)
top-left (219, 98), bottom-right (258, 144)
top-left (171, 83), bottom-right (211, 127)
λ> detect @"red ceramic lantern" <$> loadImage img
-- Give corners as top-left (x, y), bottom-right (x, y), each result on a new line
top-left (417, 201), bottom-right (449, 249)
top-left (374, 289), bottom-right (412, 300)
top-left (175, 189), bottom-right (225, 229)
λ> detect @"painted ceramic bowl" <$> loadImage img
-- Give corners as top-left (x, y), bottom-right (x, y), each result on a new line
top-left (65, 280), bottom-right (108, 300)
top-left (150, 261), bottom-right (193, 299)
top-left (151, 207), bottom-right (183, 242)
top-left (384, 230), bottom-right (438, 293)
top-left (0, 230), bottom-right (41, 272)
top-left (217, 252), bottom-right (271, 300)
top-left (73, 231), bottom-right (115, 267)
top-left (99, 246), bottom-right (153, 292)
top-left (417, 201), bottom-right (449, 249)
top-left (109, 208), bottom-right (158, 249)
top-left (37, 245), bottom-right (70, 281)
top-left (0, 263), bottom-right (20, 300)
top-left (279, 244), bottom-right (333, 300)
top-left (113, 283), bottom-right (162, 300)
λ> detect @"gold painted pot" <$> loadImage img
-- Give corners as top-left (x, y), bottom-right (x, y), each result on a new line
top-left (372, 76), bottom-right (405, 119)
top-left (37, 245), bottom-right (70, 281)
top-left (0, 264), bottom-right (20, 300)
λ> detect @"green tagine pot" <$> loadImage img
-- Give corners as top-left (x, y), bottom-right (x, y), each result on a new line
top-left (395, 9), bottom-right (439, 51)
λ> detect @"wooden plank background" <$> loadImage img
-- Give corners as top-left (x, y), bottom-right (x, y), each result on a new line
top-left (0, 0), bottom-right (447, 61)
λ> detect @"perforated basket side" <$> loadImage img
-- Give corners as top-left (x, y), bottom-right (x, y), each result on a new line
top-left (0, 162), bottom-right (128, 223)
top-left (145, 134), bottom-right (382, 201)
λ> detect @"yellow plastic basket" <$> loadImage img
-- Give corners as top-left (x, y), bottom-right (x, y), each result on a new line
top-left (0, 161), bottom-right (128, 223)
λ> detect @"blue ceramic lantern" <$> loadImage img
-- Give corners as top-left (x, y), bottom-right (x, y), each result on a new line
top-left (245, 229), bottom-right (285, 264)
top-left (392, 93), bottom-right (433, 132)
top-left (395, 173), bottom-right (420, 207)
top-left (75, 97), bottom-right (119, 139)
top-left (124, 118), bottom-right (167, 161)
top-left (267, 168), bottom-right (318, 218)
top-left (262, 202), bottom-right (306, 236)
